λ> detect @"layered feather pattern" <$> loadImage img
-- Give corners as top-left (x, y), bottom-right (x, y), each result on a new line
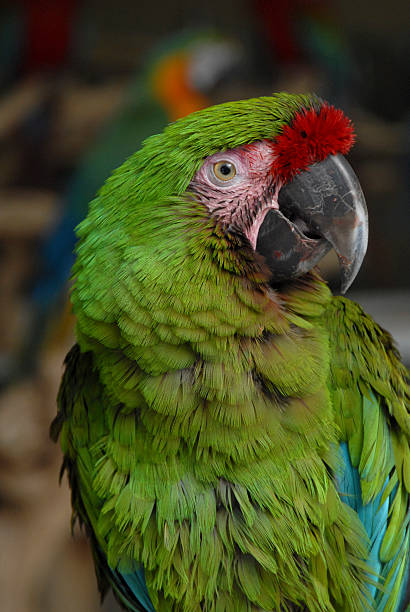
top-left (52, 94), bottom-right (409, 611)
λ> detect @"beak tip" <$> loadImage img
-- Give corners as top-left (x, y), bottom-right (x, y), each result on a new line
top-left (338, 258), bottom-right (361, 294)
top-left (339, 280), bottom-right (351, 295)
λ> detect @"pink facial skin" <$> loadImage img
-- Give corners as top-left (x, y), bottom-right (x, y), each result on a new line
top-left (188, 140), bottom-right (281, 250)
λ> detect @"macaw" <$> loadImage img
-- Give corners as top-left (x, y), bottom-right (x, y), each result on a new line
top-left (52, 93), bottom-right (409, 611)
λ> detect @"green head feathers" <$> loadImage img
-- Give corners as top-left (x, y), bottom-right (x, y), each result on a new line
top-left (94, 92), bottom-right (317, 204)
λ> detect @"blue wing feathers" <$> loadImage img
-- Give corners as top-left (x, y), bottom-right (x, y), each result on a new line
top-left (336, 441), bottom-right (409, 610)
top-left (119, 567), bottom-right (156, 612)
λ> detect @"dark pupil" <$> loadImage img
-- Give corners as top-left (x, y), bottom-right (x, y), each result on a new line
top-left (220, 164), bottom-right (231, 175)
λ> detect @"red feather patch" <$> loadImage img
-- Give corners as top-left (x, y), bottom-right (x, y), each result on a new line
top-left (272, 105), bottom-right (355, 182)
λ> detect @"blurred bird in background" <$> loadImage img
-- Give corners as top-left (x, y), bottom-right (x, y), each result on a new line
top-left (2, 27), bottom-right (242, 385)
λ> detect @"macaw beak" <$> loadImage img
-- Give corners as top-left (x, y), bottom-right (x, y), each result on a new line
top-left (256, 154), bottom-right (368, 293)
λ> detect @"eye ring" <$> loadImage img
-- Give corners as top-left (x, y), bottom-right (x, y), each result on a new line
top-left (213, 160), bottom-right (236, 181)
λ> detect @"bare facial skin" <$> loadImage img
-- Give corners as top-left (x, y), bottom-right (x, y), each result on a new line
top-left (189, 140), bottom-right (281, 249)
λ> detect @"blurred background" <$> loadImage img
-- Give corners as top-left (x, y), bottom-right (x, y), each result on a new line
top-left (0, 1), bottom-right (409, 611)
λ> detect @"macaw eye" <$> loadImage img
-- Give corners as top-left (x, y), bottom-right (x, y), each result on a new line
top-left (213, 161), bottom-right (236, 181)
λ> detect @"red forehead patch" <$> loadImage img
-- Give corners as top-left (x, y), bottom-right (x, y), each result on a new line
top-left (272, 104), bottom-right (355, 182)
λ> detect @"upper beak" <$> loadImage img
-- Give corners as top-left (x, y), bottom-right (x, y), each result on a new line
top-left (256, 154), bottom-right (368, 293)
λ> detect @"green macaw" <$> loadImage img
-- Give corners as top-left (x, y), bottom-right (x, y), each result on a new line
top-left (51, 93), bottom-right (410, 611)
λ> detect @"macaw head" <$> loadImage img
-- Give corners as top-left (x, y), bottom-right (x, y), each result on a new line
top-left (185, 97), bottom-right (367, 293)
top-left (90, 93), bottom-right (367, 294)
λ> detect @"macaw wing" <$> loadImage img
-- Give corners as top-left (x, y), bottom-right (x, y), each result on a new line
top-left (51, 344), bottom-right (155, 612)
top-left (325, 297), bottom-right (410, 611)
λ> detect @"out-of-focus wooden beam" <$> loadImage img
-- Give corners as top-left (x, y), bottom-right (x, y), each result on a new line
top-left (0, 189), bottom-right (58, 238)
top-left (0, 77), bottom-right (50, 139)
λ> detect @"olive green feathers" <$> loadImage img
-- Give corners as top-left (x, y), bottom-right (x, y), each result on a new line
top-left (52, 94), bottom-right (409, 611)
